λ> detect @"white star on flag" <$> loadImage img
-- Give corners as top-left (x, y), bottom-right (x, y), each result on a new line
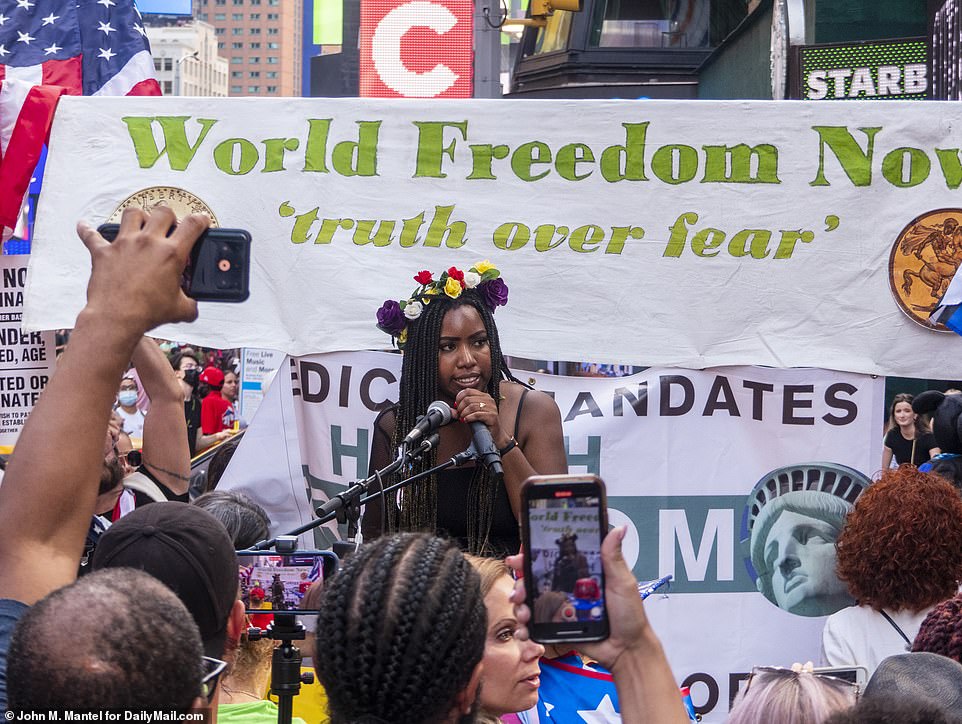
top-left (97, 47), bottom-right (116, 60)
top-left (15, 0), bottom-right (33, 9)
top-left (97, 21), bottom-right (115, 35)
top-left (0, 44), bottom-right (8, 57)
top-left (15, 31), bottom-right (34, 44)
top-left (97, 0), bottom-right (116, 7)
top-left (41, 13), bottom-right (59, 25)
top-left (0, 14), bottom-right (9, 25)
top-left (133, 23), bottom-right (145, 37)
top-left (43, 43), bottom-right (61, 55)
top-left (577, 694), bottom-right (621, 723)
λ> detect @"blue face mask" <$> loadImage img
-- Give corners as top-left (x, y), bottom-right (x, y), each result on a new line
top-left (118, 390), bottom-right (138, 407)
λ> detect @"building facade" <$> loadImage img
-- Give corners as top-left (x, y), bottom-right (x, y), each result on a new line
top-left (146, 21), bottom-right (229, 96)
top-left (195, 0), bottom-right (303, 97)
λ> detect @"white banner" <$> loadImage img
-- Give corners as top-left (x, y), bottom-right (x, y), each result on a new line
top-left (220, 351), bottom-right (884, 720)
top-left (0, 256), bottom-right (55, 453)
top-left (20, 97), bottom-right (962, 377)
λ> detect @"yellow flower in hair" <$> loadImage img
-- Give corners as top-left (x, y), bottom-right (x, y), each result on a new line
top-left (444, 276), bottom-right (463, 298)
top-left (475, 260), bottom-right (495, 274)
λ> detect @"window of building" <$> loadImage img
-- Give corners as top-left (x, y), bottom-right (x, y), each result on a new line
top-left (215, 27), bottom-right (225, 34)
top-left (249, 71), bottom-right (260, 77)
top-left (163, 80), bottom-right (173, 94)
top-left (267, 42), bottom-right (279, 48)
top-left (214, 12), bottom-right (225, 19)
top-left (231, 70), bottom-right (242, 77)
top-left (268, 0), bottom-right (279, 5)
top-left (234, 27), bottom-right (245, 35)
top-left (231, 56), bottom-right (243, 64)
top-left (215, 0), bottom-right (226, 4)
top-left (231, 85), bottom-right (242, 93)
top-left (232, 41), bottom-right (243, 48)
top-left (232, 12), bottom-right (243, 19)
top-left (266, 71), bottom-right (278, 78)
top-left (153, 58), bottom-right (161, 70)
top-left (587, 0), bottom-right (746, 49)
top-left (163, 57), bottom-right (173, 70)
top-left (250, 27), bottom-right (261, 34)
top-left (267, 27), bottom-right (278, 34)
top-left (249, 41), bottom-right (261, 48)
top-left (266, 12), bottom-right (278, 19)
top-left (233, 0), bottom-right (243, 4)
top-left (199, 12), bottom-right (208, 20)
top-left (218, 41), bottom-right (225, 49)
top-left (248, 85), bottom-right (260, 92)
top-left (250, 12), bottom-right (260, 19)
top-left (250, 0), bottom-right (261, 4)
top-left (267, 56), bottom-right (278, 64)
top-left (266, 85), bottom-right (277, 93)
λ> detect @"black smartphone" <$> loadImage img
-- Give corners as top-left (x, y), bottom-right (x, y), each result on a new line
top-left (521, 474), bottom-right (609, 643)
top-left (236, 550), bottom-right (338, 616)
top-left (97, 223), bottom-right (251, 303)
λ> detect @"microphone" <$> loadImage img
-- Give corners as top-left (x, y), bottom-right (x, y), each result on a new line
top-left (470, 421), bottom-right (503, 476)
top-left (403, 401), bottom-right (454, 446)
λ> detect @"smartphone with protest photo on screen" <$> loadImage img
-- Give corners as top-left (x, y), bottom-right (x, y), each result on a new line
top-left (236, 550), bottom-right (337, 631)
top-left (97, 223), bottom-right (251, 303)
top-left (521, 474), bottom-right (609, 643)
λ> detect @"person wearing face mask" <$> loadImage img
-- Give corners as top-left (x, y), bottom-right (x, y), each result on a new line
top-left (172, 350), bottom-right (229, 456)
top-left (114, 376), bottom-right (145, 441)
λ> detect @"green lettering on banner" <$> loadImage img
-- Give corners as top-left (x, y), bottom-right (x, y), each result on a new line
top-left (702, 144), bottom-right (780, 184)
top-left (331, 121), bottom-right (381, 177)
top-left (599, 122), bottom-right (649, 182)
top-left (809, 126), bottom-right (881, 187)
top-left (881, 147), bottom-right (930, 187)
top-left (935, 148), bottom-right (962, 189)
top-left (330, 425), bottom-right (369, 478)
top-left (610, 495), bottom-right (754, 593)
top-left (413, 121), bottom-right (468, 178)
top-left (564, 435), bottom-right (601, 474)
top-left (122, 116), bottom-right (218, 170)
top-left (213, 138), bottom-right (258, 175)
top-left (511, 141), bottom-right (553, 182)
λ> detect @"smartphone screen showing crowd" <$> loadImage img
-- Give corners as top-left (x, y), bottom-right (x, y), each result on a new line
top-left (97, 223), bottom-right (251, 302)
top-left (521, 474), bottom-right (609, 643)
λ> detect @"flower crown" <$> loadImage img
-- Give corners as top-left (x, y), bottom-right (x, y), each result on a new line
top-left (376, 261), bottom-right (509, 348)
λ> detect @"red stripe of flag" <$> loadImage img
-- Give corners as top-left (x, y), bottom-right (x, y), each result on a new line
top-left (42, 57), bottom-right (83, 96)
top-left (0, 83), bottom-right (65, 229)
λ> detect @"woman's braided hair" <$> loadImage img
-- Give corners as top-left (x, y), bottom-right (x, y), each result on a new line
top-left (315, 533), bottom-right (487, 724)
top-left (389, 290), bottom-right (517, 554)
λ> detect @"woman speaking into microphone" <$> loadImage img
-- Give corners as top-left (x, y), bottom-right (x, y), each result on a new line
top-left (361, 262), bottom-right (567, 557)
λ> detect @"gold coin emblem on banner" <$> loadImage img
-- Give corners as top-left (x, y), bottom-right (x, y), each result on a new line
top-left (108, 187), bottom-right (219, 227)
top-left (889, 208), bottom-right (962, 332)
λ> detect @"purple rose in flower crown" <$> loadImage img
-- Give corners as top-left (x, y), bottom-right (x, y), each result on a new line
top-left (376, 300), bottom-right (406, 335)
top-left (480, 277), bottom-right (509, 310)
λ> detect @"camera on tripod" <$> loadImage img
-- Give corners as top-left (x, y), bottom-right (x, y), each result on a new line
top-left (236, 537), bottom-right (339, 724)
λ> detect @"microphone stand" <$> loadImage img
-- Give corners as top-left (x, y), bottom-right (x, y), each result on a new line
top-left (248, 434), bottom-right (443, 551)
top-left (352, 448), bottom-right (478, 511)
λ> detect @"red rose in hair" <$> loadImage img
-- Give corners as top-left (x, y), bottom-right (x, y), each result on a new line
top-left (414, 270), bottom-right (433, 285)
top-left (447, 267), bottom-right (465, 287)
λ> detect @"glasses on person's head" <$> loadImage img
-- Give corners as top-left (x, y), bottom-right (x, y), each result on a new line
top-left (200, 656), bottom-right (228, 703)
top-left (745, 665), bottom-right (860, 702)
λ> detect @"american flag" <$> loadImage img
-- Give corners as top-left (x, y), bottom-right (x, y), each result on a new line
top-left (0, 0), bottom-right (160, 234)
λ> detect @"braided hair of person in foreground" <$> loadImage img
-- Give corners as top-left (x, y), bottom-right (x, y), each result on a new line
top-left (314, 533), bottom-right (487, 724)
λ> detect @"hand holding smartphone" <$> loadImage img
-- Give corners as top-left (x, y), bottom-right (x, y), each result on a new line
top-left (97, 222), bottom-right (251, 303)
top-left (521, 474), bottom-right (609, 643)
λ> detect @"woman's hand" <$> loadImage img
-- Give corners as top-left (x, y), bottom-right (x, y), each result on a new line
top-left (454, 388), bottom-right (511, 450)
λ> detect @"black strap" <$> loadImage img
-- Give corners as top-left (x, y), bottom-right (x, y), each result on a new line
top-left (880, 609), bottom-right (912, 647)
top-left (513, 388), bottom-right (529, 439)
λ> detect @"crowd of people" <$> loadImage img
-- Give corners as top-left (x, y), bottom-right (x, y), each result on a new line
top-left (7, 206), bottom-right (962, 724)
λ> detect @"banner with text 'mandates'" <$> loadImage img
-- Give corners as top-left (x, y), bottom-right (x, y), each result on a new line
top-left (219, 351), bottom-right (884, 721)
top-left (21, 97), bottom-right (962, 377)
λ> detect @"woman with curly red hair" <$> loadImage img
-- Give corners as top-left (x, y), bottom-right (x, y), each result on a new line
top-left (822, 467), bottom-right (962, 675)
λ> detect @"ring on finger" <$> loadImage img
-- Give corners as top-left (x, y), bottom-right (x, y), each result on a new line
top-left (479, 402), bottom-right (486, 409)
